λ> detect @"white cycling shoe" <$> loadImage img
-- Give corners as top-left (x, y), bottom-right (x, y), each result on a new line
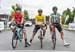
top-left (64, 43), bottom-right (70, 46)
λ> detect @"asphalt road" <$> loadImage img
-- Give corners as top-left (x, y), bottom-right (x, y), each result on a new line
top-left (0, 25), bottom-right (75, 51)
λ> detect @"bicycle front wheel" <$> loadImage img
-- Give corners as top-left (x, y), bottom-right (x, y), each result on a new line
top-left (12, 33), bottom-right (18, 49)
top-left (40, 38), bottom-right (43, 48)
top-left (52, 39), bottom-right (56, 49)
top-left (52, 31), bottom-right (56, 50)
top-left (40, 30), bottom-right (43, 48)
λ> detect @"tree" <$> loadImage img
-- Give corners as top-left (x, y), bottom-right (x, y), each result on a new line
top-left (46, 15), bottom-right (49, 21)
top-left (11, 4), bottom-right (21, 15)
top-left (10, 4), bottom-right (29, 20)
top-left (62, 8), bottom-right (73, 24)
top-left (24, 10), bottom-right (29, 20)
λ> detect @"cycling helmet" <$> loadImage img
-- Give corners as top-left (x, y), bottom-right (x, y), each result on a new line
top-left (16, 7), bottom-right (21, 11)
top-left (52, 6), bottom-right (58, 10)
top-left (38, 9), bottom-right (43, 12)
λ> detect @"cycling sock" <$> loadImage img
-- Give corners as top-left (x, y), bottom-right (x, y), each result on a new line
top-left (63, 40), bottom-right (66, 43)
top-left (63, 40), bottom-right (67, 44)
top-left (25, 39), bottom-right (28, 47)
top-left (25, 39), bottom-right (27, 44)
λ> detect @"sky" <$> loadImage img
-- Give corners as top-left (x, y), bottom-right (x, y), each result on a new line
top-left (0, 0), bottom-right (75, 18)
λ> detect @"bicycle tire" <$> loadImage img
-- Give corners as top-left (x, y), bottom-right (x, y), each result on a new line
top-left (52, 32), bottom-right (56, 50)
top-left (40, 31), bottom-right (43, 48)
top-left (40, 38), bottom-right (43, 48)
top-left (52, 39), bottom-right (56, 49)
top-left (12, 33), bottom-right (18, 49)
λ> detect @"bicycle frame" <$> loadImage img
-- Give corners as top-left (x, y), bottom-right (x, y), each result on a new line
top-left (15, 26), bottom-right (23, 41)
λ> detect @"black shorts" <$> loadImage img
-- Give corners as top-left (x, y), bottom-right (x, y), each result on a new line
top-left (11, 22), bottom-right (26, 31)
top-left (33, 25), bottom-right (42, 33)
top-left (50, 23), bottom-right (62, 32)
top-left (33, 24), bottom-right (47, 34)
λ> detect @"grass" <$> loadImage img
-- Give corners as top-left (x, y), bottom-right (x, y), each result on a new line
top-left (62, 24), bottom-right (69, 29)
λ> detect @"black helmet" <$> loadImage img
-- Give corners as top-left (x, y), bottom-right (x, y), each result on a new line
top-left (16, 7), bottom-right (21, 11)
top-left (38, 9), bottom-right (43, 12)
top-left (52, 6), bottom-right (58, 10)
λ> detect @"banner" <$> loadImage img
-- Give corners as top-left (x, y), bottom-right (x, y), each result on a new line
top-left (68, 23), bottom-right (75, 30)
top-left (0, 21), bottom-right (4, 30)
top-left (74, 16), bottom-right (75, 23)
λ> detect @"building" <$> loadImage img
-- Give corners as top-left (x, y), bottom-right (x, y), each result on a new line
top-left (0, 14), bottom-right (10, 25)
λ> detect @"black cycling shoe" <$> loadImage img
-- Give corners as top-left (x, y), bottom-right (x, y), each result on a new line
top-left (27, 42), bottom-right (31, 46)
top-left (24, 42), bottom-right (28, 47)
top-left (25, 43), bottom-right (29, 47)
top-left (20, 39), bottom-right (22, 42)
top-left (25, 45), bottom-right (28, 47)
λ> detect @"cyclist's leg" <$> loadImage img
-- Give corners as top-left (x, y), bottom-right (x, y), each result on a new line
top-left (55, 24), bottom-right (64, 40)
top-left (10, 25), bottom-right (16, 32)
top-left (49, 25), bottom-right (52, 39)
top-left (23, 29), bottom-right (27, 46)
top-left (56, 24), bottom-right (70, 46)
top-left (30, 25), bottom-right (40, 43)
top-left (10, 23), bottom-right (16, 32)
top-left (50, 24), bottom-right (56, 39)
top-left (22, 26), bottom-right (29, 47)
top-left (41, 26), bottom-right (47, 38)
top-left (50, 24), bottom-right (56, 32)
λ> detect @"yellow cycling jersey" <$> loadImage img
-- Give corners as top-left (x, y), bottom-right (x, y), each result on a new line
top-left (35, 15), bottom-right (45, 25)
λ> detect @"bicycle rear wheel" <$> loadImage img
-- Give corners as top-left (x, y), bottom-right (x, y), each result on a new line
top-left (12, 33), bottom-right (18, 49)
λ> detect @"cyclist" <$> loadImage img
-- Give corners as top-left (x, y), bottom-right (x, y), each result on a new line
top-left (10, 8), bottom-right (30, 47)
top-left (29, 9), bottom-right (47, 45)
top-left (49, 6), bottom-right (70, 46)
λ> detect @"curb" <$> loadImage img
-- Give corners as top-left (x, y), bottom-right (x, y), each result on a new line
top-left (0, 28), bottom-right (11, 32)
top-left (64, 28), bottom-right (75, 31)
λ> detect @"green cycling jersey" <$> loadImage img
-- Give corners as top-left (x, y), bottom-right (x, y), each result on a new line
top-left (50, 13), bottom-right (61, 23)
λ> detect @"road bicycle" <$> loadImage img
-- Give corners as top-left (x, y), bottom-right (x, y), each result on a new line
top-left (12, 25), bottom-right (23, 49)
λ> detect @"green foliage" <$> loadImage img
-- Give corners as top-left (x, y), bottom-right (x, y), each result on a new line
top-left (46, 15), bottom-right (49, 21)
top-left (11, 4), bottom-right (29, 20)
top-left (11, 4), bottom-right (21, 15)
top-left (62, 8), bottom-right (75, 25)
top-left (24, 10), bottom-right (29, 20)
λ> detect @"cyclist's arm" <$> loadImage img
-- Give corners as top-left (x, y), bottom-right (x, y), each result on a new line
top-left (59, 16), bottom-right (62, 25)
top-left (21, 14), bottom-right (25, 25)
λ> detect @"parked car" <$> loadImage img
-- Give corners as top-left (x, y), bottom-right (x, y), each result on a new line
top-left (25, 21), bottom-right (32, 27)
